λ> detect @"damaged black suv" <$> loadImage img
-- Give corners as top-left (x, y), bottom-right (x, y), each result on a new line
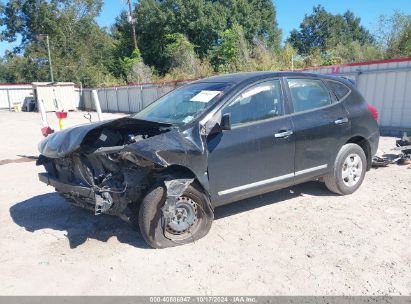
top-left (37, 72), bottom-right (379, 248)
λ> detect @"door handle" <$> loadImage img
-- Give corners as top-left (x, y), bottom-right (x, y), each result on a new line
top-left (334, 117), bottom-right (349, 125)
top-left (274, 130), bottom-right (293, 138)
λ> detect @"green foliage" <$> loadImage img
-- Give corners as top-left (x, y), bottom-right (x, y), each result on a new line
top-left (131, 0), bottom-right (169, 73)
top-left (247, 44), bottom-right (279, 71)
top-left (219, 0), bottom-right (281, 50)
top-left (211, 24), bottom-right (249, 72)
top-left (164, 33), bottom-right (196, 70)
top-left (280, 43), bottom-right (296, 70)
top-left (396, 25), bottom-right (411, 56)
top-left (288, 5), bottom-right (373, 55)
top-left (110, 11), bottom-right (135, 80)
top-left (132, 0), bottom-right (281, 74)
top-left (164, 0), bottom-right (227, 58)
top-left (333, 41), bottom-right (382, 63)
top-left (321, 50), bottom-right (342, 66)
top-left (122, 48), bottom-right (143, 71)
top-left (374, 11), bottom-right (411, 58)
top-left (162, 33), bottom-right (214, 80)
top-left (120, 48), bottom-right (154, 84)
top-left (0, 54), bottom-right (42, 83)
top-left (304, 48), bottom-right (323, 67)
top-left (0, 0), bottom-right (117, 86)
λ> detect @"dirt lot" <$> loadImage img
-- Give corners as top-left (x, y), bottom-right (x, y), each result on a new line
top-left (0, 111), bottom-right (410, 295)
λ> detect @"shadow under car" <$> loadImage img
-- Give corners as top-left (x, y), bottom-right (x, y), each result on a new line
top-left (10, 181), bottom-right (333, 248)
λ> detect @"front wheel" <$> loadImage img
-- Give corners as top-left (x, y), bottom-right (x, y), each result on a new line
top-left (138, 181), bottom-right (213, 249)
top-left (324, 143), bottom-right (367, 195)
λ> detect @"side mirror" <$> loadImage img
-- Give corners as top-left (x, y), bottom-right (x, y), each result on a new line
top-left (221, 113), bottom-right (231, 131)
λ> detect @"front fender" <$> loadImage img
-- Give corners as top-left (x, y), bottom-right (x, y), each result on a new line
top-left (121, 126), bottom-right (210, 193)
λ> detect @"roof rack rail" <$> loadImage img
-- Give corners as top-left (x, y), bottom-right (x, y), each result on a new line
top-left (339, 76), bottom-right (356, 86)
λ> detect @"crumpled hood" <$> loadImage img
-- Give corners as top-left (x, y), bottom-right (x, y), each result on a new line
top-left (38, 117), bottom-right (174, 158)
top-left (38, 120), bottom-right (114, 158)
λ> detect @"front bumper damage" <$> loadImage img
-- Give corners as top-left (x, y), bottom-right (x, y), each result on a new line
top-left (36, 117), bottom-right (211, 223)
top-left (39, 172), bottom-right (93, 199)
top-left (37, 144), bottom-right (157, 220)
top-left (38, 172), bottom-right (116, 215)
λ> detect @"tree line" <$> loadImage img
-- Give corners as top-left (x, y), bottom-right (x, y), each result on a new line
top-left (0, 0), bottom-right (410, 86)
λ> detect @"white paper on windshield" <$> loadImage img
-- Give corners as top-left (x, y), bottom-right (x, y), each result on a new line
top-left (190, 90), bottom-right (221, 103)
top-left (182, 116), bottom-right (194, 123)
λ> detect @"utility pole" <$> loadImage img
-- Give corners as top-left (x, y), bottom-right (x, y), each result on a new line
top-left (38, 34), bottom-right (54, 82)
top-left (45, 35), bottom-right (54, 82)
top-left (127, 0), bottom-right (138, 50)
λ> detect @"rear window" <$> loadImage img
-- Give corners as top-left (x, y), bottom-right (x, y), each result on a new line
top-left (326, 80), bottom-right (351, 100)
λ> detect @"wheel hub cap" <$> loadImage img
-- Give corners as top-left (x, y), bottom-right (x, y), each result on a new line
top-left (342, 153), bottom-right (363, 187)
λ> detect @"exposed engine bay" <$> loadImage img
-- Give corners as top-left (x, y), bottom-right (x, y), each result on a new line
top-left (37, 118), bottom-right (179, 218)
top-left (80, 120), bottom-right (169, 153)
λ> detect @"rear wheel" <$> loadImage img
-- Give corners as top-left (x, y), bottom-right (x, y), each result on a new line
top-left (324, 143), bottom-right (367, 195)
top-left (138, 181), bottom-right (213, 249)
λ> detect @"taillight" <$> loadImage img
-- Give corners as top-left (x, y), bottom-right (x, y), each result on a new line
top-left (367, 104), bottom-right (378, 121)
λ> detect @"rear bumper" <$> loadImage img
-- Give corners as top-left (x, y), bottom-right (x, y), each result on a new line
top-left (368, 130), bottom-right (380, 157)
top-left (38, 172), bottom-right (94, 199)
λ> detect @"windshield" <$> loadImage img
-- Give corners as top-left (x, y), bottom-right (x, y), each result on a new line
top-left (132, 82), bottom-right (231, 124)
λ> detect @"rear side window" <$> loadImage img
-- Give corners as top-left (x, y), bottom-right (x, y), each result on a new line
top-left (223, 80), bottom-right (284, 126)
top-left (287, 79), bottom-right (332, 113)
top-left (326, 80), bottom-right (351, 100)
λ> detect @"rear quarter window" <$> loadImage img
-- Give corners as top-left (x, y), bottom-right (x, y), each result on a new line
top-left (326, 80), bottom-right (351, 100)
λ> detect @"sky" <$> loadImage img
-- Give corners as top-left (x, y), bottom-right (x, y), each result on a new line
top-left (1, 0), bottom-right (410, 56)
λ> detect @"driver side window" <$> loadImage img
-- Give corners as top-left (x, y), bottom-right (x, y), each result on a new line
top-left (222, 80), bottom-right (283, 126)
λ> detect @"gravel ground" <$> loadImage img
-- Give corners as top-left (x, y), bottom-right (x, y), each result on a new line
top-left (0, 111), bottom-right (410, 295)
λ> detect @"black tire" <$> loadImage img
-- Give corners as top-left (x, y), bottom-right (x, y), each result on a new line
top-left (138, 181), bottom-right (213, 249)
top-left (324, 143), bottom-right (367, 195)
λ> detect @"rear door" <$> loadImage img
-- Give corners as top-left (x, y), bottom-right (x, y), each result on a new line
top-left (207, 79), bottom-right (295, 206)
top-left (284, 77), bottom-right (351, 181)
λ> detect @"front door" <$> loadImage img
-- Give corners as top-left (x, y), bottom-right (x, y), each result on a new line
top-left (206, 79), bottom-right (295, 206)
